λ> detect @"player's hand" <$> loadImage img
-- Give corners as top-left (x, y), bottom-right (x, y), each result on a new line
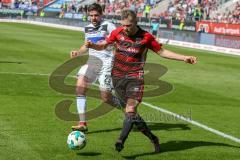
top-left (70, 50), bottom-right (79, 58)
top-left (184, 56), bottom-right (197, 64)
top-left (85, 40), bottom-right (93, 48)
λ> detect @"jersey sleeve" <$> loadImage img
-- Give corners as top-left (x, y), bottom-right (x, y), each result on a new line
top-left (106, 28), bottom-right (118, 44)
top-left (107, 22), bottom-right (116, 35)
top-left (145, 33), bottom-right (162, 53)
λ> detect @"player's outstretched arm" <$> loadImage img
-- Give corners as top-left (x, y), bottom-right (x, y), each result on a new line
top-left (157, 48), bottom-right (197, 64)
top-left (70, 45), bottom-right (88, 58)
top-left (85, 40), bottom-right (109, 51)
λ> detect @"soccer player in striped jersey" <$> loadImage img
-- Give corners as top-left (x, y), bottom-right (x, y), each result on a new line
top-left (70, 3), bottom-right (123, 132)
top-left (85, 10), bottom-right (197, 152)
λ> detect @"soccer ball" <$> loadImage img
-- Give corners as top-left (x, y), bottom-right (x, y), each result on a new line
top-left (67, 131), bottom-right (86, 150)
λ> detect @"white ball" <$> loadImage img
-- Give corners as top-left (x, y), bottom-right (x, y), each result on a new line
top-left (67, 131), bottom-right (86, 150)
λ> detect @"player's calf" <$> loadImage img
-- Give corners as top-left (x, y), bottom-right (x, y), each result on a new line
top-left (151, 135), bottom-right (160, 153)
top-left (134, 114), bottom-right (161, 153)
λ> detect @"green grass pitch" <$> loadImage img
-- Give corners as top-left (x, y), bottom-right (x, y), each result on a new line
top-left (0, 22), bottom-right (239, 160)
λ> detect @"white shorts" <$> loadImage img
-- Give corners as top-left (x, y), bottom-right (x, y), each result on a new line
top-left (77, 62), bottom-right (113, 91)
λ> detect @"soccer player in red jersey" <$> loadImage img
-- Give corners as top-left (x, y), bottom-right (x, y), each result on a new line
top-left (86, 10), bottom-right (197, 153)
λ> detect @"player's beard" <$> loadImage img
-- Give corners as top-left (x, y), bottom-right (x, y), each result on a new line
top-left (125, 26), bottom-right (138, 36)
top-left (125, 29), bottom-right (135, 36)
top-left (92, 21), bottom-right (101, 27)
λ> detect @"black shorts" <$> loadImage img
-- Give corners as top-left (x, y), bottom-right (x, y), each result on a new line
top-left (112, 76), bottom-right (144, 103)
top-left (152, 30), bottom-right (157, 36)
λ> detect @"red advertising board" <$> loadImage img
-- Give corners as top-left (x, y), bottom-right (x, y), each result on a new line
top-left (2, 0), bottom-right (12, 3)
top-left (196, 21), bottom-right (240, 37)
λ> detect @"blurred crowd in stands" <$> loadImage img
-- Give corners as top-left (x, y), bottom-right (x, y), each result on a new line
top-left (0, 0), bottom-right (239, 24)
top-left (105, 0), bottom-right (239, 24)
top-left (100, 0), bottom-right (240, 24)
top-left (211, 1), bottom-right (239, 24)
top-left (100, 0), bottom-right (158, 17)
top-left (60, 1), bottom-right (88, 13)
top-left (59, 1), bottom-right (88, 18)
top-left (0, 0), bottom-right (38, 13)
top-left (163, 0), bottom-right (239, 24)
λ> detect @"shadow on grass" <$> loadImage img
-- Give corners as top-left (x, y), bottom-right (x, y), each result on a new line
top-left (87, 122), bottom-right (190, 134)
top-left (77, 151), bottom-right (101, 156)
top-left (137, 122), bottom-right (191, 131)
top-left (0, 61), bottom-right (23, 64)
top-left (123, 140), bottom-right (239, 160)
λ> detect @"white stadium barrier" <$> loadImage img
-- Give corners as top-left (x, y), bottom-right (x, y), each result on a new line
top-left (158, 38), bottom-right (240, 56)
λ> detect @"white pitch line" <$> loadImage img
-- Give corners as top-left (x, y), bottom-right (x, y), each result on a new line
top-left (142, 102), bottom-right (240, 144)
top-left (0, 71), bottom-right (50, 76)
top-left (0, 71), bottom-right (76, 78)
top-left (1, 71), bottom-right (240, 144)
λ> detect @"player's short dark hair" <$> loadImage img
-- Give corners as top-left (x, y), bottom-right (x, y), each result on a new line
top-left (121, 10), bottom-right (137, 21)
top-left (88, 3), bottom-right (103, 15)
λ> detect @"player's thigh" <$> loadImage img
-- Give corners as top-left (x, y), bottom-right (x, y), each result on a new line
top-left (100, 90), bottom-right (112, 102)
top-left (77, 64), bottom-right (98, 84)
top-left (126, 78), bottom-right (144, 103)
top-left (98, 69), bottom-right (113, 92)
top-left (112, 77), bottom-right (127, 103)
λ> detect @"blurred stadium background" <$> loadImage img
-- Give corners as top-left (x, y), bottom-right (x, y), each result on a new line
top-left (0, 0), bottom-right (239, 50)
top-left (0, 0), bottom-right (240, 159)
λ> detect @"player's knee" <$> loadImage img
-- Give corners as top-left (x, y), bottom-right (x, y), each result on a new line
top-left (101, 96), bottom-right (109, 103)
top-left (100, 92), bottom-right (111, 103)
top-left (76, 85), bottom-right (87, 95)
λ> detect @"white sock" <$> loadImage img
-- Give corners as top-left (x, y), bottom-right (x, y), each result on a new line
top-left (76, 96), bottom-right (86, 123)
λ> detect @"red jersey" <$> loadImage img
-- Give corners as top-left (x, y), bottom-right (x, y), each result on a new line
top-left (106, 26), bottom-right (162, 78)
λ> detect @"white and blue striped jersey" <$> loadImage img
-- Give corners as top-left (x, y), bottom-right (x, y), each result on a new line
top-left (85, 20), bottom-right (116, 61)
